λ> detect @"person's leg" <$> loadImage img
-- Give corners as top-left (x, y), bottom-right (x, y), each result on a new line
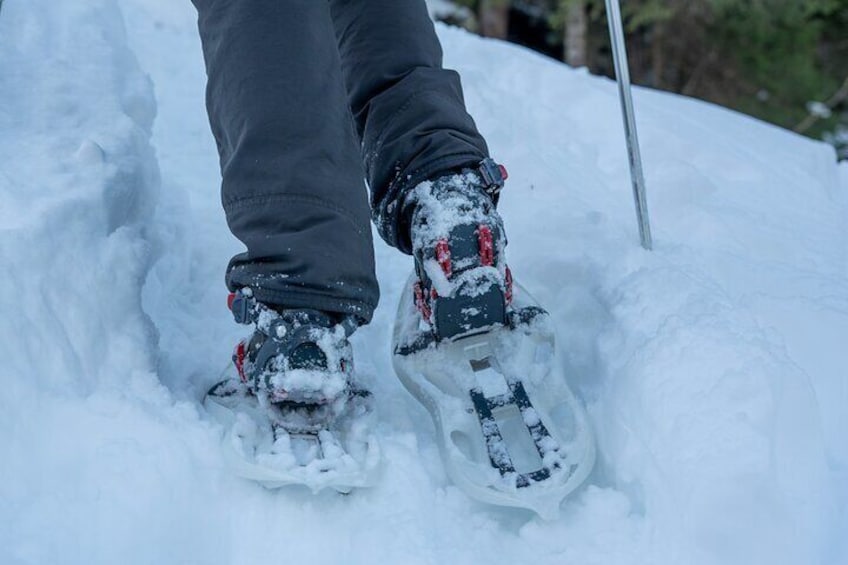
top-left (193, 0), bottom-right (379, 323)
top-left (330, 2), bottom-right (514, 342)
top-left (329, 0), bottom-right (491, 254)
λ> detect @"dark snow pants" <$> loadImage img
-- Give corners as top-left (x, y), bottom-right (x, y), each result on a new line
top-left (191, 0), bottom-right (490, 324)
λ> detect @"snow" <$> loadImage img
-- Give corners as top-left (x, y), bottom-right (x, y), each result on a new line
top-left (1, 0), bottom-right (846, 563)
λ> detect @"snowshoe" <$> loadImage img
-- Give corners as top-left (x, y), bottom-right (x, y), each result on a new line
top-left (204, 290), bottom-right (380, 492)
top-left (393, 161), bottom-right (595, 518)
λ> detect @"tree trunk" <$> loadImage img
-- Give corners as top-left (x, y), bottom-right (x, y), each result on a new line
top-left (650, 24), bottom-right (666, 89)
top-left (479, 0), bottom-right (509, 39)
top-left (564, 0), bottom-right (588, 67)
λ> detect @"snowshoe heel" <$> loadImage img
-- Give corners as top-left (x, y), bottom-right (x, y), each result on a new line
top-left (422, 222), bottom-right (508, 340)
top-left (406, 159), bottom-right (514, 342)
top-left (433, 277), bottom-right (505, 340)
top-left (414, 217), bottom-right (511, 341)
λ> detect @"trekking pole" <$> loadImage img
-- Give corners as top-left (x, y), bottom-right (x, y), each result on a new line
top-left (604, 0), bottom-right (653, 250)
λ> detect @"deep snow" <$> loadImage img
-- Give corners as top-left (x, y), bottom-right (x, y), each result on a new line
top-left (1, 0), bottom-right (846, 563)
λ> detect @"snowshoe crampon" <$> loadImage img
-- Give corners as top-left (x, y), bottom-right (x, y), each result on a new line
top-left (204, 376), bottom-right (380, 493)
top-left (393, 275), bottom-right (595, 519)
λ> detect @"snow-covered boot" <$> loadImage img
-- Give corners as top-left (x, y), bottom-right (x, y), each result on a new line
top-left (224, 290), bottom-right (360, 431)
top-left (399, 158), bottom-right (522, 350)
top-left (204, 289), bottom-right (379, 491)
top-left (392, 159), bottom-right (595, 519)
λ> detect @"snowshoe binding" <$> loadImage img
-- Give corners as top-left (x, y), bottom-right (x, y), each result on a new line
top-left (205, 290), bottom-right (379, 493)
top-left (392, 159), bottom-right (595, 519)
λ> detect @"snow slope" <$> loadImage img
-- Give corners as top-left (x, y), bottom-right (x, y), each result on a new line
top-left (1, 0), bottom-right (846, 563)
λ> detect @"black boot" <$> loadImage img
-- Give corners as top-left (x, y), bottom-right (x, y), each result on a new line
top-left (222, 289), bottom-right (362, 433)
top-left (404, 158), bottom-right (513, 341)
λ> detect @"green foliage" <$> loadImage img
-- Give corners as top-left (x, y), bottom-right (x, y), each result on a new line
top-left (621, 0), bottom-right (674, 31)
top-left (454, 0), bottom-right (847, 155)
top-left (707, 0), bottom-right (848, 141)
top-left (551, 0), bottom-right (848, 153)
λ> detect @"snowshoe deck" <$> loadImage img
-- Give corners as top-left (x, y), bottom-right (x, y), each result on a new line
top-left (393, 275), bottom-right (595, 519)
top-left (204, 377), bottom-right (380, 493)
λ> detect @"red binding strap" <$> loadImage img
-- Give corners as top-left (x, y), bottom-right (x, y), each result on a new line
top-left (498, 164), bottom-right (509, 181)
top-left (234, 341), bottom-right (247, 383)
top-left (478, 225), bottom-right (494, 267)
top-left (435, 239), bottom-right (452, 278)
top-left (414, 281), bottom-right (432, 322)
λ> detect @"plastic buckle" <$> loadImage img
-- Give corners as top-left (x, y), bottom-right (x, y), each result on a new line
top-left (477, 158), bottom-right (508, 201)
top-left (229, 289), bottom-right (255, 325)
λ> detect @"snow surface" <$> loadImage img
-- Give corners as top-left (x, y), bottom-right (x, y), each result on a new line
top-left (1, 0), bottom-right (846, 563)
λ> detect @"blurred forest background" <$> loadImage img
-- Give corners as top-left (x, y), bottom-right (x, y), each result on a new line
top-left (432, 0), bottom-right (848, 159)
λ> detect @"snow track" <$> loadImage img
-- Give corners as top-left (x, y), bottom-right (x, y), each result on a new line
top-left (1, 0), bottom-right (846, 563)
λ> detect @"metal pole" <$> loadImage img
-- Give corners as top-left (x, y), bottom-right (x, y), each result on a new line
top-left (604, 0), bottom-right (653, 250)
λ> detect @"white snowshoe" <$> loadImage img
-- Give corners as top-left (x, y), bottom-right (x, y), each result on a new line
top-left (393, 277), bottom-right (595, 518)
top-left (204, 292), bottom-right (380, 493)
top-left (204, 375), bottom-right (379, 492)
top-left (394, 162), bottom-right (595, 518)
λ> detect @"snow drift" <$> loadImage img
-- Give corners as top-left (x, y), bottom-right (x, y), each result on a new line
top-left (1, 0), bottom-right (846, 563)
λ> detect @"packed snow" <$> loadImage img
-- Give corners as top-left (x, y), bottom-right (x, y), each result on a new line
top-left (1, 0), bottom-right (846, 563)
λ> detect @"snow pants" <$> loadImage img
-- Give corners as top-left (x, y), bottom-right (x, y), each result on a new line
top-left (191, 0), bottom-right (490, 323)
